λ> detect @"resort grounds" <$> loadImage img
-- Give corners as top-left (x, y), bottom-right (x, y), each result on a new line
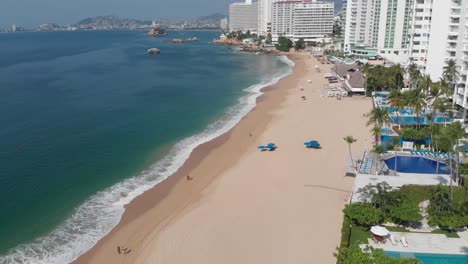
top-left (73, 53), bottom-right (373, 263)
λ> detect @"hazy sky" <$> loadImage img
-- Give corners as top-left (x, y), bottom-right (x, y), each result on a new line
top-left (1, 0), bottom-right (235, 28)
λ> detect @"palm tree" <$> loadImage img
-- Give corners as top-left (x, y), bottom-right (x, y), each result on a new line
top-left (371, 126), bottom-right (382, 146)
top-left (418, 74), bottom-right (432, 94)
top-left (406, 89), bottom-right (427, 127)
top-left (443, 59), bottom-right (460, 106)
top-left (344, 136), bottom-right (357, 169)
top-left (391, 64), bottom-right (406, 90)
top-left (387, 89), bottom-right (405, 128)
top-left (447, 122), bottom-right (467, 201)
top-left (392, 136), bottom-right (401, 174)
top-left (407, 63), bottom-right (421, 89)
top-left (366, 108), bottom-right (390, 129)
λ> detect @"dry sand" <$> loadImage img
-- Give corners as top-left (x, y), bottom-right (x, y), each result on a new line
top-left (74, 53), bottom-right (372, 264)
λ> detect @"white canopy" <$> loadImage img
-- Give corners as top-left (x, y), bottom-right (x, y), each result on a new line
top-left (370, 226), bottom-right (389, 237)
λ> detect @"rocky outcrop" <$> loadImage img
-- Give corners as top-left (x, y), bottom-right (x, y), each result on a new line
top-left (147, 48), bottom-right (161, 55)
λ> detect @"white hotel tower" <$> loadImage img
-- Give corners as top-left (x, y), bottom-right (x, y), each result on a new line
top-left (229, 0), bottom-right (258, 33)
top-left (258, 0), bottom-right (273, 36)
top-left (271, 0), bottom-right (334, 42)
top-left (344, 0), bottom-right (468, 125)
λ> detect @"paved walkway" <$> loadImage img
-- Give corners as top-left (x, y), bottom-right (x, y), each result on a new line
top-left (368, 231), bottom-right (468, 255)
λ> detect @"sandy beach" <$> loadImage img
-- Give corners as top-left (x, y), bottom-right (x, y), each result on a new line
top-left (74, 53), bottom-right (372, 264)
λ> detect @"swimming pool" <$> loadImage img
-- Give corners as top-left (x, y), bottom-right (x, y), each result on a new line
top-left (386, 251), bottom-right (468, 264)
top-left (384, 156), bottom-right (449, 174)
top-left (390, 116), bottom-right (452, 125)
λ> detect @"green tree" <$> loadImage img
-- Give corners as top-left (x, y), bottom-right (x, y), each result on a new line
top-left (344, 136), bottom-right (357, 169)
top-left (404, 89), bottom-right (427, 127)
top-left (371, 127), bottom-right (382, 146)
top-left (275, 36), bottom-right (293, 52)
top-left (386, 89), bottom-right (405, 129)
top-left (407, 63), bottom-right (421, 89)
top-left (442, 59), bottom-right (460, 106)
top-left (358, 182), bottom-right (401, 212)
top-left (432, 214), bottom-right (468, 229)
top-left (266, 33), bottom-right (272, 44)
top-left (343, 203), bottom-right (383, 225)
top-left (294, 38), bottom-right (305, 51)
top-left (418, 74), bottom-right (432, 94)
top-left (392, 64), bottom-right (406, 90)
top-left (389, 201), bottom-right (422, 224)
top-left (447, 122), bottom-right (467, 200)
top-left (366, 108), bottom-right (390, 129)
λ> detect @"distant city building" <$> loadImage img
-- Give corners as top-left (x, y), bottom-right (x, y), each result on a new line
top-left (271, 0), bottom-right (334, 42)
top-left (220, 18), bottom-right (229, 31)
top-left (229, 0), bottom-right (258, 33)
top-left (257, 0), bottom-right (273, 36)
top-left (11, 24), bottom-right (16, 32)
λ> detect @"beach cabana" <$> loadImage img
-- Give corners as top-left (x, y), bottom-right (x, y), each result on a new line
top-left (370, 225), bottom-right (389, 242)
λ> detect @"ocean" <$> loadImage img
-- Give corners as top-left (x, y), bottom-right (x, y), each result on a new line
top-left (0, 30), bottom-right (293, 263)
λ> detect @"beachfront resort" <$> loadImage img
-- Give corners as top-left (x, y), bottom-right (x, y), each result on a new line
top-left (224, 0), bottom-right (468, 261)
top-left (330, 63), bottom-right (468, 263)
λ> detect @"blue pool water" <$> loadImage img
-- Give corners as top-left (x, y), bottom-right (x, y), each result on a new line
top-left (391, 116), bottom-right (452, 125)
top-left (384, 156), bottom-right (449, 174)
top-left (386, 251), bottom-right (468, 264)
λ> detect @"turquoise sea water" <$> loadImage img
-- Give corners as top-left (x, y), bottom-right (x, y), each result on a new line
top-left (386, 251), bottom-right (468, 264)
top-left (0, 30), bottom-right (292, 263)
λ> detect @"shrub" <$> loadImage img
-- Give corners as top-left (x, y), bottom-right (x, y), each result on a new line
top-left (344, 203), bottom-right (383, 225)
top-left (340, 216), bottom-right (351, 248)
top-left (389, 201), bottom-right (422, 224)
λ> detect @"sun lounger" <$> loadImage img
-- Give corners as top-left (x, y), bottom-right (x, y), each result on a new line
top-left (389, 234), bottom-right (397, 246)
top-left (401, 236), bottom-right (408, 247)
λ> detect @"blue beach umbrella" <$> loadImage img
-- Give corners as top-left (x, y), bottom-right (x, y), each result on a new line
top-left (267, 143), bottom-right (276, 148)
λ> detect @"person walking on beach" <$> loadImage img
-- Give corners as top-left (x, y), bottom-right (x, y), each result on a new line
top-left (117, 246), bottom-right (121, 254)
top-left (186, 175), bottom-right (193, 181)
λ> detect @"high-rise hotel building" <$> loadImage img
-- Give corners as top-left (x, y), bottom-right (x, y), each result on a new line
top-left (344, 0), bottom-right (468, 126)
top-left (258, 0), bottom-right (273, 36)
top-left (271, 0), bottom-right (334, 42)
top-left (344, 0), bottom-right (413, 64)
top-left (229, 0), bottom-right (258, 33)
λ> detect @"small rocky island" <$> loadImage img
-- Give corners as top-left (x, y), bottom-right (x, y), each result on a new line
top-left (147, 48), bottom-right (161, 55)
top-left (147, 23), bottom-right (167, 36)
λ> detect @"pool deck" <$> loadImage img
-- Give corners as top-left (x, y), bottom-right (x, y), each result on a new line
top-left (351, 173), bottom-right (452, 203)
top-left (367, 231), bottom-right (468, 255)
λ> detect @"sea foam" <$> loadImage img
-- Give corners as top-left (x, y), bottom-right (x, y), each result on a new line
top-left (0, 55), bottom-right (294, 264)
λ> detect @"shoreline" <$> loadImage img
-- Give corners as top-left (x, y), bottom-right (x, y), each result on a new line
top-left (74, 52), bottom-right (372, 264)
top-left (73, 53), bottom-right (300, 263)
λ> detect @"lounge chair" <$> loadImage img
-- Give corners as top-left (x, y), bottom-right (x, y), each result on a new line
top-left (410, 150), bottom-right (415, 155)
top-left (401, 236), bottom-right (408, 247)
top-left (389, 234), bottom-right (397, 246)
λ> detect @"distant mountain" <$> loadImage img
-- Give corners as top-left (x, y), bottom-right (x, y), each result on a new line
top-left (74, 16), bottom-right (151, 29)
top-left (184, 13), bottom-right (226, 27)
top-left (194, 13), bottom-right (227, 24)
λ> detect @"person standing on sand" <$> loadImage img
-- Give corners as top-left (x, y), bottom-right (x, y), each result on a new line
top-left (117, 246), bottom-right (121, 254)
top-left (186, 175), bottom-right (193, 181)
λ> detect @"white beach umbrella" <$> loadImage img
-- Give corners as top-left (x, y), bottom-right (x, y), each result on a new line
top-left (370, 226), bottom-right (389, 237)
